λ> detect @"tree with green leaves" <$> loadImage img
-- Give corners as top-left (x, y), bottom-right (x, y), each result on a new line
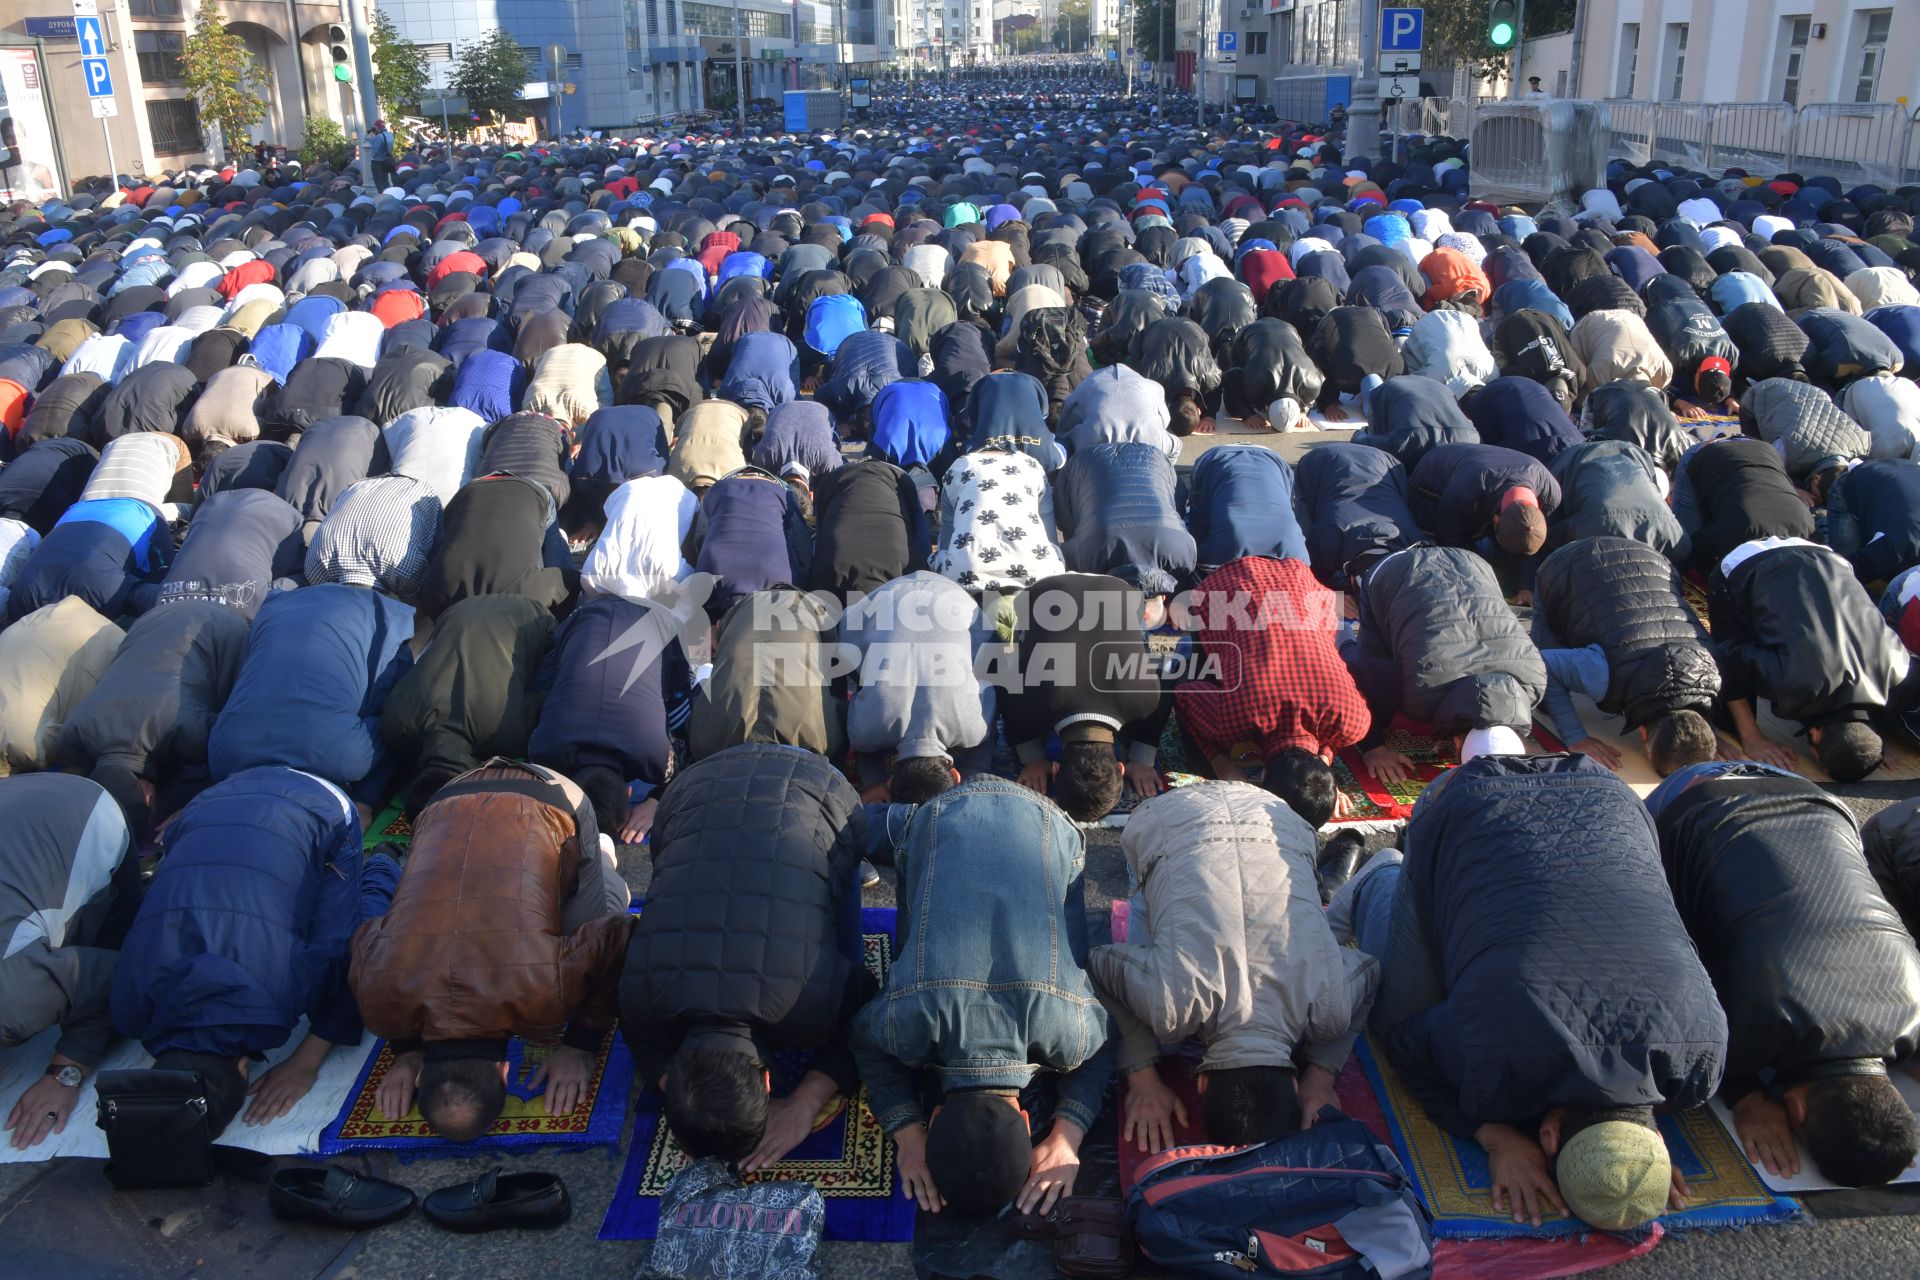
top-left (1128, 0), bottom-right (1177, 67)
top-left (178, 0), bottom-right (272, 154)
top-left (1054, 0), bottom-right (1092, 53)
top-left (371, 10), bottom-right (430, 118)
top-left (450, 29), bottom-right (531, 127)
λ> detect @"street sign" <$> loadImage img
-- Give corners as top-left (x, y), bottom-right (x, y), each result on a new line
top-left (81, 56), bottom-right (113, 98)
top-left (70, 0), bottom-right (98, 14)
top-left (23, 17), bottom-right (78, 40)
top-left (75, 15), bottom-right (106, 58)
top-left (1217, 32), bottom-right (1238, 52)
top-left (1382, 52), bottom-right (1422, 74)
top-left (1381, 7), bottom-right (1424, 52)
top-left (1382, 74), bottom-right (1421, 98)
top-left (91, 95), bottom-right (117, 118)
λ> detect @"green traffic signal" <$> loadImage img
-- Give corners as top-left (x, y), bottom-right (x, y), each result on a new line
top-left (1489, 19), bottom-right (1514, 46)
top-left (334, 64), bottom-right (353, 82)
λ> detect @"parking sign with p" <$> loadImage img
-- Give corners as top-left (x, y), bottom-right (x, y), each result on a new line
top-left (1381, 6), bottom-right (1424, 52)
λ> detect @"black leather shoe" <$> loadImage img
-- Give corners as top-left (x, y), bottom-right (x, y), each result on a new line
top-left (268, 1166), bottom-right (416, 1229)
top-left (1316, 829), bottom-right (1370, 904)
top-left (422, 1170), bottom-right (571, 1233)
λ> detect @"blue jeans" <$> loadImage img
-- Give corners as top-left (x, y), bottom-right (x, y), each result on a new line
top-left (1335, 854), bottom-right (1444, 1032)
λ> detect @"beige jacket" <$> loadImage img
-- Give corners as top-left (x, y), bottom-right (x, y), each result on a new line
top-left (0, 598), bottom-right (124, 775)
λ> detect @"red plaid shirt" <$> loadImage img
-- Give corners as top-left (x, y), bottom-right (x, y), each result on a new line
top-left (1176, 556), bottom-right (1369, 762)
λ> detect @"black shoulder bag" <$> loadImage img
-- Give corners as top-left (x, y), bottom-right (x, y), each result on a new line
top-left (94, 1069), bottom-right (215, 1190)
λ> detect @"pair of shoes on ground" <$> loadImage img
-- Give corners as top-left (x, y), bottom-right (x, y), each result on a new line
top-left (268, 1166), bottom-right (571, 1232)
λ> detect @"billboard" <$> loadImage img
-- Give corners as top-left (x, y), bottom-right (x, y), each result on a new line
top-left (0, 46), bottom-right (62, 201)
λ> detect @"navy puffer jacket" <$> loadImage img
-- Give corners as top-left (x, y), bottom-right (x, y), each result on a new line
top-left (1385, 753), bottom-right (1727, 1136)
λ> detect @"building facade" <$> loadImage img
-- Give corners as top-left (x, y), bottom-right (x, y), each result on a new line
top-left (1565, 0), bottom-right (1918, 108)
top-left (6, 0), bottom-right (353, 188)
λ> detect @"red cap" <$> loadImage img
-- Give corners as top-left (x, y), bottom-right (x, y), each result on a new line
top-left (1700, 355), bottom-right (1732, 376)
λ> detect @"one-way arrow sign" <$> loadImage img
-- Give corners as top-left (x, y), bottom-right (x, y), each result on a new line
top-left (75, 15), bottom-right (105, 57)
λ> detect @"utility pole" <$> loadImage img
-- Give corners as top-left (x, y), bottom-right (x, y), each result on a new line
top-left (730, 0), bottom-right (747, 131)
top-left (1346, 0), bottom-right (1381, 161)
top-left (1196, 0), bottom-right (1206, 128)
top-left (1125, 0), bottom-right (1133, 96)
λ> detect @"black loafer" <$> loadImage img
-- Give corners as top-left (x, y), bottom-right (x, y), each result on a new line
top-left (268, 1166), bottom-right (416, 1228)
top-left (422, 1169), bottom-right (571, 1233)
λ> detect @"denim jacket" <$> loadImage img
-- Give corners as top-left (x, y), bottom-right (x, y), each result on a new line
top-left (851, 778), bottom-right (1112, 1134)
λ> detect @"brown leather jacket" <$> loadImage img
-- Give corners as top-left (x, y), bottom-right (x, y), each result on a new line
top-left (350, 761), bottom-right (633, 1043)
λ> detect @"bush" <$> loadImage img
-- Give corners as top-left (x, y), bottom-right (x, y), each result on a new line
top-left (300, 114), bottom-right (352, 171)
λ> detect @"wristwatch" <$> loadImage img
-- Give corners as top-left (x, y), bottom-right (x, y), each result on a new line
top-left (47, 1064), bottom-right (83, 1088)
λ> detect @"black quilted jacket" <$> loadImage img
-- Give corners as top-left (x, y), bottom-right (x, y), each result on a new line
top-left (618, 744), bottom-right (871, 1093)
top-left (1659, 773), bottom-right (1920, 1087)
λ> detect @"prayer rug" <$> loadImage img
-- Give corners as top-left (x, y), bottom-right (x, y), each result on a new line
top-left (317, 1029), bottom-right (632, 1154)
top-left (1355, 1037), bottom-right (1799, 1238)
top-left (1331, 723), bottom-right (1568, 821)
top-left (599, 906), bottom-right (917, 1242)
top-left (1113, 1060), bottom-right (1662, 1279)
top-left (360, 794), bottom-right (411, 849)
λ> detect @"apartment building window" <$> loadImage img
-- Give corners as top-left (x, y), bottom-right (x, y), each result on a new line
top-left (126, 0), bottom-right (183, 16)
top-left (1245, 30), bottom-right (1267, 55)
top-left (146, 98), bottom-right (202, 155)
top-left (135, 31), bottom-right (185, 84)
top-left (1660, 22), bottom-right (1687, 101)
top-left (1852, 9), bottom-right (1892, 103)
top-left (1615, 22), bottom-right (1638, 97)
top-left (683, 3), bottom-right (793, 37)
top-left (1775, 15), bottom-right (1809, 106)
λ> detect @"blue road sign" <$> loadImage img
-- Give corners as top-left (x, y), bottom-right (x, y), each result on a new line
top-left (82, 56), bottom-right (114, 98)
top-left (75, 15), bottom-right (106, 57)
top-left (1217, 31), bottom-right (1238, 52)
top-left (1381, 7), bottom-right (1424, 52)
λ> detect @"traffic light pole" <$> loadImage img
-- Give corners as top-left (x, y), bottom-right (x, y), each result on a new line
top-left (346, 2), bottom-right (378, 182)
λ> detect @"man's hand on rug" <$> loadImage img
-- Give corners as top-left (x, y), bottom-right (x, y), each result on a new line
top-left (376, 1049), bottom-right (425, 1120)
top-left (1122, 1066), bottom-right (1187, 1153)
top-left (893, 1122), bottom-right (945, 1212)
top-left (1122, 761), bottom-right (1162, 800)
top-left (1332, 788), bottom-right (1353, 820)
top-left (1732, 1092), bottom-right (1800, 1178)
top-left (1569, 737), bottom-right (1623, 771)
top-left (1668, 1164), bottom-right (1691, 1210)
top-left (1017, 760), bottom-right (1056, 795)
top-left (531, 1044), bottom-right (594, 1116)
top-left (620, 797), bottom-right (658, 845)
top-left (1362, 746), bottom-right (1417, 785)
top-left (743, 1072), bottom-right (840, 1174)
top-left (1018, 1118), bottom-right (1085, 1215)
top-left (1734, 732), bottom-right (1800, 773)
top-left (1477, 1122), bottom-right (1564, 1227)
top-left (1295, 1065), bottom-right (1339, 1129)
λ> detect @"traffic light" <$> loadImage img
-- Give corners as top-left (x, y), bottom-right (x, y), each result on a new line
top-left (1488, 0), bottom-right (1517, 48)
top-left (328, 24), bottom-right (352, 82)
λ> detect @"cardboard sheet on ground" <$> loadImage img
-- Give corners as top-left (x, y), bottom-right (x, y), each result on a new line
top-left (1710, 1072), bottom-right (1920, 1194)
top-left (1534, 695), bottom-right (1666, 798)
top-left (0, 1021), bottom-right (373, 1162)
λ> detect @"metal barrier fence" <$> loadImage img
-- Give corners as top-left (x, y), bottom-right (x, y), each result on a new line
top-left (1382, 94), bottom-right (1920, 188)
top-left (1272, 71), bottom-right (1356, 124)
